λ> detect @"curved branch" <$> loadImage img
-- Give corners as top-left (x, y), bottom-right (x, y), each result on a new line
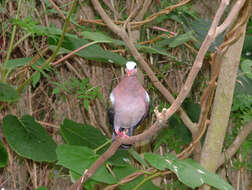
top-left (217, 119), bottom-right (252, 168)
top-left (216, 0), bottom-right (246, 36)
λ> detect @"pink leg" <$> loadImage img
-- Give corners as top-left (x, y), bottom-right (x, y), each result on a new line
top-left (115, 129), bottom-right (129, 138)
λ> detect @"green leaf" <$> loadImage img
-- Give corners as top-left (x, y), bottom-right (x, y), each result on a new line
top-left (145, 153), bottom-right (234, 190)
top-left (49, 36), bottom-right (126, 65)
top-left (3, 115), bottom-right (57, 162)
top-left (60, 119), bottom-right (107, 148)
top-left (6, 57), bottom-right (32, 70)
top-left (129, 149), bottom-right (148, 168)
top-left (188, 19), bottom-right (224, 52)
top-left (144, 153), bottom-right (169, 170)
top-left (83, 31), bottom-right (176, 60)
top-left (136, 44), bottom-right (177, 59)
top-left (108, 149), bottom-right (131, 166)
top-left (52, 87), bottom-right (61, 94)
top-left (0, 139), bottom-right (8, 168)
top-left (183, 159), bottom-right (235, 190)
top-left (32, 72), bottom-right (41, 87)
top-left (83, 99), bottom-right (89, 110)
top-left (6, 57), bottom-right (45, 71)
top-left (166, 158), bottom-right (204, 188)
top-left (83, 31), bottom-right (112, 43)
top-left (56, 144), bottom-right (95, 174)
top-left (0, 83), bottom-right (19, 103)
top-left (82, 31), bottom-right (124, 46)
top-left (169, 31), bottom-right (195, 48)
top-left (56, 144), bottom-right (116, 184)
top-left (241, 59), bottom-right (252, 79)
top-left (35, 187), bottom-right (48, 190)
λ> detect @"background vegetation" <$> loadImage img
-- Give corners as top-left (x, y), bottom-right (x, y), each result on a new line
top-left (0, 0), bottom-right (251, 190)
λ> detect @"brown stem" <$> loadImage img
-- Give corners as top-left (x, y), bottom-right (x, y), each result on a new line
top-left (218, 119), bottom-right (252, 168)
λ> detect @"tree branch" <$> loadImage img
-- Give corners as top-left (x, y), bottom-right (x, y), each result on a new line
top-left (91, 0), bottom-right (197, 134)
top-left (215, 0), bottom-right (246, 36)
top-left (218, 119), bottom-right (252, 168)
top-left (68, 1), bottom-right (230, 189)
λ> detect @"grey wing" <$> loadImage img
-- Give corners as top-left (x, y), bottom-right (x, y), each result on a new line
top-left (108, 91), bottom-right (116, 134)
top-left (132, 91), bottom-right (150, 130)
top-left (144, 91), bottom-right (150, 118)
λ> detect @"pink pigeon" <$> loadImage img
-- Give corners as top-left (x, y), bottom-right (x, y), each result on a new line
top-left (108, 61), bottom-right (150, 149)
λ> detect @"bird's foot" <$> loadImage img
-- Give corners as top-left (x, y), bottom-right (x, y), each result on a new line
top-left (115, 130), bottom-right (129, 138)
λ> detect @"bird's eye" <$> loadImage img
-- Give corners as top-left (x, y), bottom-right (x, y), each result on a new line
top-left (134, 65), bottom-right (137, 69)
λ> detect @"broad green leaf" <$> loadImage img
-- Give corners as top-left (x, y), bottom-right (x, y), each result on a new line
top-left (60, 119), bottom-right (107, 148)
top-left (108, 149), bottom-right (131, 166)
top-left (129, 149), bottom-right (148, 168)
top-left (56, 144), bottom-right (95, 174)
top-left (144, 153), bottom-right (169, 170)
top-left (3, 115), bottom-right (57, 162)
top-left (145, 153), bottom-right (234, 190)
top-left (0, 83), bottom-right (19, 103)
top-left (56, 144), bottom-right (116, 184)
top-left (183, 159), bottom-right (235, 190)
top-left (164, 157), bottom-right (204, 188)
top-left (60, 119), bottom-right (130, 166)
top-left (168, 31), bottom-right (195, 48)
top-left (0, 139), bottom-right (8, 168)
top-left (241, 59), bottom-right (252, 79)
top-left (49, 36), bottom-right (126, 65)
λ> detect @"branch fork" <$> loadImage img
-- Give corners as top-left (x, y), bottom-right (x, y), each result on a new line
top-left (69, 0), bottom-right (250, 189)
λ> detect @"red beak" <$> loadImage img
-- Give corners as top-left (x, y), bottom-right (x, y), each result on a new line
top-left (127, 70), bottom-right (131, 76)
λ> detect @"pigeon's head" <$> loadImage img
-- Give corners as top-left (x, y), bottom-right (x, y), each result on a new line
top-left (125, 61), bottom-right (137, 76)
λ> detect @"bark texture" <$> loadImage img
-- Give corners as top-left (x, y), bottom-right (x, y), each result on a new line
top-left (199, 18), bottom-right (247, 190)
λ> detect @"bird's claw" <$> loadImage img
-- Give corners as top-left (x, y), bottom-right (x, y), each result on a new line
top-left (115, 130), bottom-right (129, 138)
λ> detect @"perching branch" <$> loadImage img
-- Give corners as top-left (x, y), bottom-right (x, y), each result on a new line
top-left (91, 0), bottom-right (197, 134)
top-left (68, 1), bottom-right (230, 189)
top-left (218, 119), bottom-right (252, 168)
